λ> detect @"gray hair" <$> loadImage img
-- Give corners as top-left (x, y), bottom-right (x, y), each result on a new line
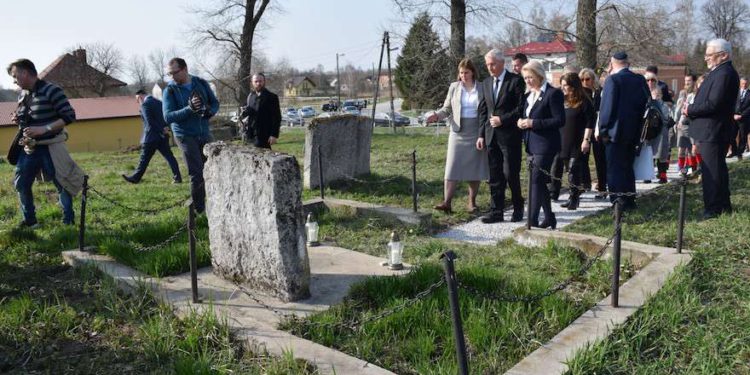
top-left (579, 68), bottom-right (600, 89)
top-left (485, 48), bottom-right (504, 61)
top-left (707, 38), bottom-right (732, 58)
top-left (521, 60), bottom-right (546, 83)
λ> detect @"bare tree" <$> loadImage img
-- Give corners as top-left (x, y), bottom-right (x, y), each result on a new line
top-left (191, 0), bottom-right (273, 103)
top-left (128, 54), bottom-right (150, 90)
top-left (702, 0), bottom-right (750, 46)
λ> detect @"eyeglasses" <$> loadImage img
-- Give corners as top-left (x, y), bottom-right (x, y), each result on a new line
top-left (167, 68), bottom-right (183, 76)
top-left (581, 77), bottom-right (592, 82)
top-left (647, 78), bottom-right (657, 82)
top-left (704, 51), bottom-right (725, 58)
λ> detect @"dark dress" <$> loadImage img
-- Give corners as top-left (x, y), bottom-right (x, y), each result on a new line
top-left (560, 100), bottom-right (596, 159)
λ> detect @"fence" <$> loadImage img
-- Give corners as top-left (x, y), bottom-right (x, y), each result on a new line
top-left (76, 157), bottom-right (693, 373)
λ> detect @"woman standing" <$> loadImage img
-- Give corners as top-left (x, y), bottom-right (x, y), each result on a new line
top-left (558, 73), bottom-right (596, 210)
top-left (645, 72), bottom-right (672, 183)
top-left (427, 58), bottom-right (489, 213)
top-left (517, 60), bottom-right (565, 229)
top-left (579, 68), bottom-right (607, 199)
top-left (674, 74), bottom-right (697, 174)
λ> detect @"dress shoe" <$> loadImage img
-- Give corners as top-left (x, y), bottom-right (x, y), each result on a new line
top-left (594, 192), bottom-right (607, 200)
top-left (481, 213), bottom-right (504, 224)
top-left (701, 211), bottom-right (719, 221)
top-left (567, 196), bottom-right (579, 210)
top-left (173, 176), bottom-right (183, 184)
top-left (510, 210), bottom-right (524, 222)
top-left (122, 174), bottom-right (140, 184)
top-left (549, 191), bottom-right (560, 201)
top-left (539, 213), bottom-right (557, 229)
top-left (433, 203), bottom-right (453, 214)
top-left (643, 180), bottom-right (651, 184)
top-left (560, 199), bottom-right (571, 208)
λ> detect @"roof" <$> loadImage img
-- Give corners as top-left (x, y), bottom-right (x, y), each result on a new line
top-left (39, 51), bottom-right (127, 89)
top-left (0, 96), bottom-right (139, 127)
top-left (285, 76), bottom-right (316, 88)
top-left (662, 54), bottom-right (687, 65)
top-left (505, 39), bottom-right (576, 56)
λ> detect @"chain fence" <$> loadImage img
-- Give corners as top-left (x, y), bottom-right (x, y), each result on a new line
top-left (88, 185), bottom-right (189, 214)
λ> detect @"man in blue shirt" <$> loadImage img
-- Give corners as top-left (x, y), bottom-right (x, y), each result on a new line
top-left (162, 58), bottom-right (220, 213)
top-left (123, 89), bottom-right (182, 184)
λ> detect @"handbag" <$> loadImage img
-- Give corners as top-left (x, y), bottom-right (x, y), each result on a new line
top-left (6, 94), bottom-right (31, 165)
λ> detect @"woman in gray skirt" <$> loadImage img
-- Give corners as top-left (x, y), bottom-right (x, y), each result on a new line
top-left (426, 58), bottom-right (489, 213)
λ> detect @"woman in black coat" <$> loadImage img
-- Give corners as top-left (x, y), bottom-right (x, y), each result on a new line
top-left (517, 60), bottom-right (565, 229)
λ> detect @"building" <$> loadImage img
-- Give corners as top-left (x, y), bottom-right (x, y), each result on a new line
top-left (1, 96), bottom-right (143, 153)
top-left (39, 49), bottom-right (127, 98)
top-left (284, 76), bottom-right (316, 97)
top-left (505, 33), bottom-right (577, 73)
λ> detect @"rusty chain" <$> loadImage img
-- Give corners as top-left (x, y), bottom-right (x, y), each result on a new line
top-left (88, 185), bottom-right (189, 214)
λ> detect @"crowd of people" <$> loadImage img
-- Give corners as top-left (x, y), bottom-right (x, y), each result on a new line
top-left (427, 37), bottom-right (745, 224)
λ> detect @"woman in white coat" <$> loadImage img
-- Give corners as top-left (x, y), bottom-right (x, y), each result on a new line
top-left (426, 58), bottom-right (489, 213)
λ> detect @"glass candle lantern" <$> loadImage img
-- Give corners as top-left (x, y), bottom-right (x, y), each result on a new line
top-left (305, 213), bottom-right (320, 246)
top-left (387, 231), bottom-right (403, 270)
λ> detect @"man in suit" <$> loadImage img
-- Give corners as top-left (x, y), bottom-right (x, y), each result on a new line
top-left (598, 52), bottom-right (649, 210)
top-left (123, 89), bottom-right (182, 184)
top-left (684, 38), bottom-right (740, 220)
top-left (732, 77), bottom-right (749, 159)
top-left (241, 73), bottom-right (281, 149)
top-left (476, 49), bottom-right (526, 223)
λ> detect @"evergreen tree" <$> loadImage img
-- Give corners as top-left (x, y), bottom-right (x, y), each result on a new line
top-left (395, 13), bottom-right (451, 110)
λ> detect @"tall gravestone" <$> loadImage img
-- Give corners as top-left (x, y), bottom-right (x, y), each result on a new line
top-left (304, 115), bottom-right (372, 189)
top-left (203, 142), bottom-right (310, 301)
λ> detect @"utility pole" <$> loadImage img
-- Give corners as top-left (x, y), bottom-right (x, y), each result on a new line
top-left (336, 52), bottom-right (345, 111)
top-left (386, 32), bottom-right (397, 133)
top-left (371, 32), bottom-right (386, 132)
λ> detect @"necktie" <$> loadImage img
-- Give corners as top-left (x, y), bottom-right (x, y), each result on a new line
top-left (494, 77), bottom-right (501, 101)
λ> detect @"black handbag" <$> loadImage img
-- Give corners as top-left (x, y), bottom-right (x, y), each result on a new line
top-left (6, 94), bottom-right (30, 165)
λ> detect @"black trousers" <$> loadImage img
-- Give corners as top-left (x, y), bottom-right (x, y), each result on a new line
top-left (699, 141), bottom-right (731, 215)
top-left (737, 120), bottom-right (749, 154)
top-left (175, 135), bottom-right (210, 212)
top-left (487, 137), bottom-right (523, 214)
top-left (568, 156), bottom-right (585, 195)
top-left (131, 138), bottom-right (181, 181)
top-left (581, 151), bottom-right (592, 189)
top-left (592, 138), bottom-right (607, 192)
top-left (605, 142), bottom-right (636, 207)
top-left (549, 154), bottom-right (564, 196)
top-left (529, 153), bottom-right (555, 224)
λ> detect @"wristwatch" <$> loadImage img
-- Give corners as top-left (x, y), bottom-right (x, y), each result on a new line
top-left (45, 124), bottom-right (53, 133)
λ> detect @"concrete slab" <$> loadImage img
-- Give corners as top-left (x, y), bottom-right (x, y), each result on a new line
top-left (63, 245), bottom-right (407, 375)
top-left (304, 197), bottom-right (432, 227)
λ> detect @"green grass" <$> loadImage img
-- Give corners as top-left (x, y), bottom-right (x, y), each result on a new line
top-left (563, 160), bottom-right (750, 374)
top-left (280, 238), bottom-right (626, 374)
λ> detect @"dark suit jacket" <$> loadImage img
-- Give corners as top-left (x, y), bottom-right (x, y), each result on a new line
top-left (140, 96), bottom-right (168, 144)
top-left (735, 89), bottom-right (750, 126)
top-left (242, 88), bottom-right (281, 147)
top-left (598, 68), bottom-right (649, 145)
top-left (688, 61), bottom-right (740, 143)
top-left (520, 83), bottom-right (565, 155)
top-left (478, 71), bottom-right (525, 145)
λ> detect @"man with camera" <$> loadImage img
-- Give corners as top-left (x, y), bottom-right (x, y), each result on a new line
top-left (240, 73), bottom-right (281, 149)
top-left (162, 57), bottom-right (219, 214)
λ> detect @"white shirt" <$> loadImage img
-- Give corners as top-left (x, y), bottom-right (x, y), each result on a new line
top-left (460, 83), bottom-right (479, 118)
top-left (525, 81), bottom-right (548, 117)
top-left (492, 70), bottom-right (507, 101)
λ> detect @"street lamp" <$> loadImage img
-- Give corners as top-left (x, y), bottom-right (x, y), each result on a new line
top-left (336, 53), bottom-right (345, 111)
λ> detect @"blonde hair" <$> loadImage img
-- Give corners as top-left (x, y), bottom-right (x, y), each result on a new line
top-left (579, 68), bottom-right (599, 90)
top-left (521, 60), bottom-right (546, 83)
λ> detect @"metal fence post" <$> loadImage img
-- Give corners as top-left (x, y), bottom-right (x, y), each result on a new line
top-left (317, 145), bottom-right (325, 200)
top-left (411, 150), bottom-right (418, 213)
top-left (612, 198), bottom-right (623, 307)
top-left (676, 176), bottom-right (687, 254)
top-left (78, 175), bottom-right (89, 252)
top-left (188, 202), bottom-right (200, 304)
top-left (526, 158), bottom-right (534, 230)
top-left (440, 251), bottom-right (469, 375)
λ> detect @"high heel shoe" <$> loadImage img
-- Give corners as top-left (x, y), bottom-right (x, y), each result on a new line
top-left (539, 213), bottom-right (557, 229)
top-left (433, 202), bottom-right (453, 214)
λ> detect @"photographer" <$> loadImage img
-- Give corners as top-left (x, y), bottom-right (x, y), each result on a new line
top-left (162, 57), bottom-right (219, 214)
top-left (240, 73), bottom-right (281, 149)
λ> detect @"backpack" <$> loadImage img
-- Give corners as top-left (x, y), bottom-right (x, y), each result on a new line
top-left (641, 98), bottom-right (663, 142)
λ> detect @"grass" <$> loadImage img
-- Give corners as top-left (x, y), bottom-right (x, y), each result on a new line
top-left (563, 160), bottom-right (750, 374)
top-left (280, 239), bottom-right (626, 374)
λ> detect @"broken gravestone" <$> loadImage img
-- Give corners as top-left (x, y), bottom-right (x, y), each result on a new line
top-left (203, 142), bottom-right (310, 301)
top-left (304, 115), bottom-right (372, 189)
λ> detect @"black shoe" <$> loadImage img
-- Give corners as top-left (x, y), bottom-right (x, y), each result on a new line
top-left (122, 174), bottom-right (140, 184)
top-left (567, 196), bottom-right (579, 210)
top-left (539, 213), bottom-right (557, 229)
top-left (18, 219), bottom-right (39, 229)
top-left (701, 211), bottom-right (719, 221)
top-left (550, 191), bottom-right (560, 201)
top-left (510, 211), bottom-right (524, 222)
top-left (480, 213), bottom-right (504, 224)
top-left (173, 177), bottom-right (183, 184)
top-left (560, 199), bottom-right (571, 208)
top-left (643, 180), bottom-right (651, 184)
top-left (594, 192), bottom-right (607, 200)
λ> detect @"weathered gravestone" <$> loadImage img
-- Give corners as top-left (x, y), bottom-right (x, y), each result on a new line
top-left (304, 115), bottom-right (372, 189)
top-left (203, 142), bottom-right (310, 301)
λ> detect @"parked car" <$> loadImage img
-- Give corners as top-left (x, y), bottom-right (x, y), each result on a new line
top-left (298, 106), bottom-right (316, 118)
top-left (417, 112), bottom-right (446, 126)
top-left (284, 109), bottom-right (304, 126)
top-left (342, 105), bottom-right (360, 115)
top-left (322, 100), bottom-right (339, 112)
top-left (373, 112), bottom-right (411, 126)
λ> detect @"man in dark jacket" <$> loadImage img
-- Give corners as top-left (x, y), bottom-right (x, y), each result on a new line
top-left (598, 52), bottom-right (649, 210)
top-left (476, 49), bottom-right (526, 223)
top-left (732, 77), bottom-right (749, 159)
top-left (241, 73), bottom-right (281, 149)
top-left (123, 89), bottom-right (182, 184)
top-left (685, 38), bottom-right (740, 220)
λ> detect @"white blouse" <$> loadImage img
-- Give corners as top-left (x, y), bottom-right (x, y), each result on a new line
top-left (525, 81), bottom-right (548, 117)
top-left (460, 83), bottom-right (479, 118)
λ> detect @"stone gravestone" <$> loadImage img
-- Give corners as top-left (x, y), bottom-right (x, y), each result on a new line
top-left (304, 115), bottom-right (372, 189)
top-left (203, 142), bottom-right (310, 301)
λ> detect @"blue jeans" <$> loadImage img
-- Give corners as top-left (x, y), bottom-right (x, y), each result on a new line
top-left (174, 135), bottom-right (210, 213)
top-left (14, 146), bottom-right (74, 224)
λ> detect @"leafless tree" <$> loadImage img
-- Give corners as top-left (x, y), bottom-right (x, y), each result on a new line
top-left (702, 0), bottom-right (750, 47)
top-left (191, 0), bottom-right (273, 103)
top-left (128, 54), bottom-right (150, 90)
top-left (63, 42), bottom-right (126, 97)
